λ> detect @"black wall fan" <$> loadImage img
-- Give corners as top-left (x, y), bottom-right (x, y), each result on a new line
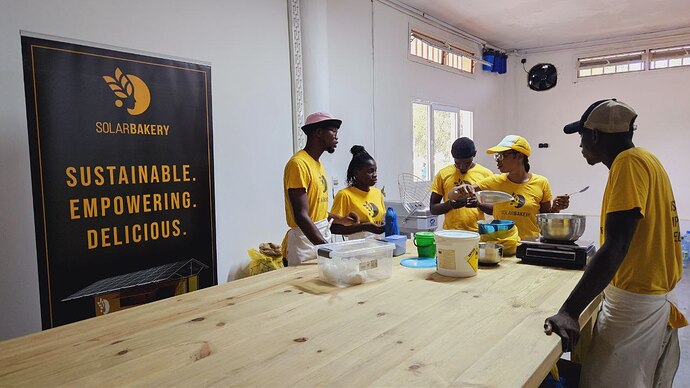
top-left (527, 63), bottom-right (557, 91)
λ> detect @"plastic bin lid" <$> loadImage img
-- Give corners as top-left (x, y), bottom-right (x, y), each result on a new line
top-left (317, 239), bottom-right (394, 258)
top-left (434, 230), bottom-right (479, 239)
top-left (400, 257), bottom-right (437, 268)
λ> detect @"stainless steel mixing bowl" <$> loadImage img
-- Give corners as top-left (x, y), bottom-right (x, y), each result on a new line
top-left (536, 213), bottom-right (586, 242)
top-left (478, 242), bottom-right (503, 264)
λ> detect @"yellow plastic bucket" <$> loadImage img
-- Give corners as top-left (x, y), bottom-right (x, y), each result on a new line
top-left (434, 230), bottom-right (480, 277)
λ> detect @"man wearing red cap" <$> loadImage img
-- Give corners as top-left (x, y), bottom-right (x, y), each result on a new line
top-left (544, 99), bottom-right (687, 387)
top-left (282, 112), bottom-right (356, 265)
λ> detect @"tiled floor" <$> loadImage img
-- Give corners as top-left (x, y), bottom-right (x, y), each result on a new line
top-left (674, 269), bottom-right (690, 387)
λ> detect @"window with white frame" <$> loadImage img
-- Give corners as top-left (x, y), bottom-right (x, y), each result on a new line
top-left (412, 101), bottom-right (473, 180)
top-left (577, 51), bottom-right (645, 78)
top-left (410, 30), bottom-right (475, 74)
top-left (577, 43), bottom-right (690, 78)
top-left (649, 45), bottom-right (690, 69)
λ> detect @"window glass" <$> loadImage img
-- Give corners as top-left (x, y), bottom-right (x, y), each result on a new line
top-left (578, 44), bottom-right (690, 76)
top-left (433, 110), bottom-right (457, 175)
top-left (412, 103), bottom-right (430, 180)
top-left (650, 45), bottom-right (690, 70)
top-left (577, 51), bottom-right (644, 78)
top-left (410, 30), bottom-right (476, 74)
top-left (412, 102), bottom-right (473, 180)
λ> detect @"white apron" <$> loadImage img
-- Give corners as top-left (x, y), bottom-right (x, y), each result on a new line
top-left (285, 219), bottom-right (332, 266)
top-left (580, 285), bottom-right (681, 388)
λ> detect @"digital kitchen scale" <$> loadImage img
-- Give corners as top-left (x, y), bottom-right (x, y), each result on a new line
top-left (516, 239), bottom-right (596, 269)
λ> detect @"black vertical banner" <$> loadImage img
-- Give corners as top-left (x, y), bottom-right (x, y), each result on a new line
top-left (21, 36), bottom-right (217, 329)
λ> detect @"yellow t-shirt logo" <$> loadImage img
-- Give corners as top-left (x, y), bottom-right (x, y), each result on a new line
top-left (320, 175), bottom-right (328, 193)
top-left (363, 201), bottom-right (379, 217)
top-left (510, 193), bottom-right (526, 208)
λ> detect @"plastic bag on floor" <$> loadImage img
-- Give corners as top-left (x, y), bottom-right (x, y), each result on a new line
top-left (246, 242), bottom-right (284, 276)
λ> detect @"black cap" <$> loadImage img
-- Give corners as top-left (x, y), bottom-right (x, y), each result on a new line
top-left (451, 137), bottom-right (476, 159)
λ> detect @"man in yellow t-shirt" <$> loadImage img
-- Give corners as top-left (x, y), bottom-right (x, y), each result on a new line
top-left (544, 99), bottom-right (687, 387)
top-left (430, 137), bottom-right (493, 231)
top-left (283, 112), bottom-right (355, 266)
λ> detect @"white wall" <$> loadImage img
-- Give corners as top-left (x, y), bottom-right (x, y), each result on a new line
top-left (0, 0), bottom-right (293, 339)
top-left (298, 0), bottom-right (376, 197)
top-left (374, 2), bottom-right (511, 199)
top-left (296, 0), bottom-right (509, 219)
top-left (512, 39), bottom-right (690, 245)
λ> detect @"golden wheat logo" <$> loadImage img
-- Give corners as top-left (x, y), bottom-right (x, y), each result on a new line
top-left (103, 68), bottom-right (151, 115)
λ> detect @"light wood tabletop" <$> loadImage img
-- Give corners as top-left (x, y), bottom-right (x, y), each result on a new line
top-left (0, 241), bottom-right (597, 387)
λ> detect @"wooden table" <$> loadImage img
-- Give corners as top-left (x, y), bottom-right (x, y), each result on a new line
top-left (0, 241), bottom-right (598, 387)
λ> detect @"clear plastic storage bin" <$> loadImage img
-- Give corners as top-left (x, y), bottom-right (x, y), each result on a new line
top-left (316, 239), bottom-right (394, 287)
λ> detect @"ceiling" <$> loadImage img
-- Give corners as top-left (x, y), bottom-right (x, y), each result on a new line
top-left (396, 0), bottom-right (690, 51)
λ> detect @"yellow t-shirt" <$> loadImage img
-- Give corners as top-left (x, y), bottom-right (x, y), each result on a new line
top-left (283, 150), bottom-right (329, 228)
top-left (476, 173), bottom-right (553, 239)
top-left (431, 163), bottom-right (493, 231)
top-left (602, 148), bottom-right (683, 293)
top-left (601, 148), bottom-right (687, 328)
top-left (330, 186), bottom-right (385, 224)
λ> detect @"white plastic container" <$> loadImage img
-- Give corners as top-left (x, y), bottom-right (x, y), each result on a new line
top-left (434, 230), bottom-right (480, 277)
top-left (316, 239), bottom-right (394, 287)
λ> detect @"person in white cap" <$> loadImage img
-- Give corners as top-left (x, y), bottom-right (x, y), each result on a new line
top-left (282, 112), bottom-right (357, 266)
top-left (544, 99), bottom-right (687, 387)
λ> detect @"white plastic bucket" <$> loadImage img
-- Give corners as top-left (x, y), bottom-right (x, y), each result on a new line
top-left (434, 230), bottom-right (480, 277)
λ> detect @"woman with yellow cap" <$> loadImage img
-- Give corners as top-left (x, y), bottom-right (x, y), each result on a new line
top-left (451, 135), bottom-right (569, 240)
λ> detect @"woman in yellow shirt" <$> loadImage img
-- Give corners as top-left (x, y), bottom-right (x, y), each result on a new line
top-left (330, 146), bottom-right (386, 239)
top-left (452, 135), bottom-right (570, 240)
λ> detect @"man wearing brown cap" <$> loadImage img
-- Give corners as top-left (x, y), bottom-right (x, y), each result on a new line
top-left (430, 137), bottom-right (493, 232)
top-left (544, 99), bottom-right (687, 387)
top-left (282, 112), bottom-right (357, 266)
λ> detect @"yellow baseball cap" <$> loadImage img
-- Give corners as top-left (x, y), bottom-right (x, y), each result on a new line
top-left (486, 135), bottom-right (531, 157)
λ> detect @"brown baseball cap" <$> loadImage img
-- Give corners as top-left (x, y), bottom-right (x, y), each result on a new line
top-left (564, 99), bottom-right (637, 134)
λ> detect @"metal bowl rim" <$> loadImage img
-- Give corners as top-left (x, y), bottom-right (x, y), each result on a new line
top-left (478, 242), bottom-right (504, 249)
top-left (536, 213), bottom-right (586, 219)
